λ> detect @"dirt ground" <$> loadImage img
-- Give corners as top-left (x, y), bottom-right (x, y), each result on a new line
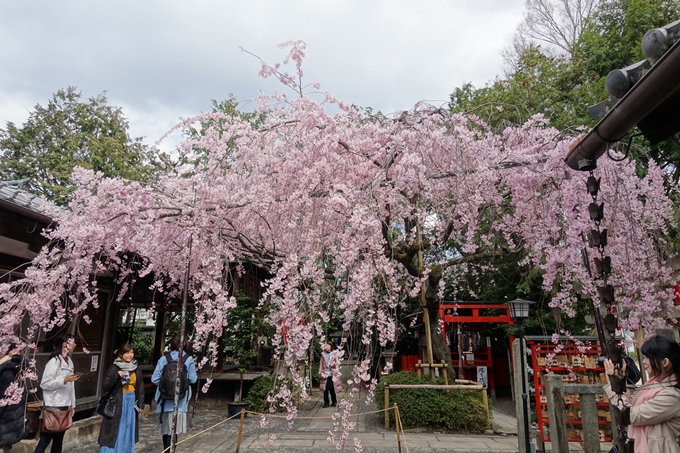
top-left (492, 396), bottom-right (516, 418)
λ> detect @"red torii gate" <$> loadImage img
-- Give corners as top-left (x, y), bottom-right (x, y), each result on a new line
top-left (439, 302), bottom-right (514, 396)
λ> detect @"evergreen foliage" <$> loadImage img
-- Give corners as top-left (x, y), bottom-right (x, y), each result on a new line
top-left (0, 87), bottom-right (153, 204)
top-left (375, 371), bottom-right (488, 432)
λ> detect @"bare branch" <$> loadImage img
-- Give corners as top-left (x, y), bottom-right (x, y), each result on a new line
top-left (514, 0), bottom-right (599, 58)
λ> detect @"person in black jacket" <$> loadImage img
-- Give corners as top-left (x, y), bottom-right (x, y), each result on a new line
top-left (0, 344), bottom-right (27, 453)
top-left (98, 343), bottom-right (144, 453)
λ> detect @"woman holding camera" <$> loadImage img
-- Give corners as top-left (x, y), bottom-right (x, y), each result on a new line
top-left (98, 343), bottom-right (144, 453)
top-left (604, 335), bottom-right (680, 453)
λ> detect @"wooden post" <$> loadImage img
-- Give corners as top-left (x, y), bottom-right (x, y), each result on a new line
top-left (394, 403), bottom-right (402, 453)
top-left (417, 360), bottom-right (422, 379)
top-left (416, 220), bottom-right (434, 381)
top-left (235, 409), bottom-right (245, 453)
top-left (512, 338), bottom-right (533, 453)
top-left (384, 385), bottom-right (390, 429)
top-left (170, 235), bottom-right (193, 453)
top-left (579, 393), bottom-right (601, 453)
top-left (441, 360), bottom-right (448, 385)
top-left (421, 309), bottom-right (434, 382)
top-left (387, 384), bottom-right (483, 390)
top-left (635, 327), bottom-right (647, 383)
top-left (562, 383), bottom-right (606, 453)
top-left (545, 374), bottom-right (569, 453)
top-left (482, 388), bottom-right (490, 429)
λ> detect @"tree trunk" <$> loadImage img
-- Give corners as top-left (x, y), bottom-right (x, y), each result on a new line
top-left (427, 303), bottom-right (456, 383)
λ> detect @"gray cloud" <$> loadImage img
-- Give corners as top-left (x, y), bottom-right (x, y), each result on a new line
top-left (0, 0), bottom-right (523, 149)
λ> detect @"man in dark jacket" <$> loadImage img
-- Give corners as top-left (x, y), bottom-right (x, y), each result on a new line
top-left (0, 346), bottom-right (27, 452)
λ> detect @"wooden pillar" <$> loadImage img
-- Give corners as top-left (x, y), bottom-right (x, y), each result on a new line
top-left (152, 302), bottom-right (166, 366)
top-left (441, 360), bottom-right (448, 385)
top-left (486, 340), bottom-right (496, 398)
top-left (215, 333), bottom-right (225, 372)
top-left (545, 374), bottom-right (569, 453)
top-left (512, 338), bottom-right (533, 453)
top-left (235, 409), bottom-right (245, 453)
top-left (634, 328), bottom-right (647, 383)
top-left (394, 403), bottom-right (402, 453)
top-left (384, 385), bottom-right (390, 429)
top-left (579, 393), bottom-right (601, 453)
top-left (416, 220), bottom-right (434, 381)
top-left (482, 388), bottom-right (490, 429)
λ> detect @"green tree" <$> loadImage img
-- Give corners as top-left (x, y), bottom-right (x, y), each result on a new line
top-left (448, 0), bottom-right (680, 336)
top-left (450, 46), bottom-right (604, 131)
top-left (185, 96), bottom-right (265, 140)
top-left (452, 0), bottom-right (680, 133)
top-left (576, 0), bottom-right (680, 181)
top-left (0, 87), bottom-right (153, 204)
top-left (577, 0), bottom-right (680, 76)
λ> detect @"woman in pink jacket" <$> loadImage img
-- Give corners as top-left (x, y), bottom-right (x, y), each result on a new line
top-left (319, 341), bottom-right (342, 408)
top-left (604, 336), bottom-right (680, 453)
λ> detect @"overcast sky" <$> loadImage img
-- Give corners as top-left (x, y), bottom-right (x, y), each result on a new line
top-left (0, 1), bottom-right (524, 151)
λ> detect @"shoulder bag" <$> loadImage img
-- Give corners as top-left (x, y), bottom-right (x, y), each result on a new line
top-left (42, 406), bottom-right (74, 432)
top-left (96, 380), bottom-right (122, 419)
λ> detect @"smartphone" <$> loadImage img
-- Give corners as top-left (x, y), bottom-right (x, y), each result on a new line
top-left (74, 372), bottom-right (83, 378)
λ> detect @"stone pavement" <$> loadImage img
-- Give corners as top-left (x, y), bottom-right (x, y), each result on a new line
top-left (15, 394), bottom-right (616, 452)
top-left (166, 395), bottom-right (521, 453)
top-left (491, 410), bottom-right (518, 435)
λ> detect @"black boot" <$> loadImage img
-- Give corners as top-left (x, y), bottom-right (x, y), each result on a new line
top-left (163, 435), bottom-right (171, 450)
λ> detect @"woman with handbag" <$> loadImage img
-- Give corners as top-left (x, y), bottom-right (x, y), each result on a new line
top-left (319, 341), bottom-right (342, 408)
top-left (98, 343), bottom-right (144, 453)
top-left (34, 334), bottom-right (79, 453)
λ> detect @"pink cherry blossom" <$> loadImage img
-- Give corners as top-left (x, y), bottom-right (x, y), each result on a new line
top-left (1, 43), bottom-right (678, 433)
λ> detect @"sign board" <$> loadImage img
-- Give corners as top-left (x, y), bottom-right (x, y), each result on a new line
top-left (90, 355), bottom-right (98, 372)
top-left (476, 366), bottom-right (488, 388)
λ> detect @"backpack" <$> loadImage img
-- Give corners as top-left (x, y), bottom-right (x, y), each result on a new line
top-left (158, 352), bottom-right (189, 402)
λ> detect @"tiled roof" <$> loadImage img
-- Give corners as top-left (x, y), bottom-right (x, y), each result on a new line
top-left (0, 181), bottom-right (56, 219)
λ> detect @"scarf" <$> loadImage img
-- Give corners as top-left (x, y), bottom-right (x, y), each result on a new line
top-left (114, 358), bottom-right (138, 372)
top-left (627, 375), bottom-right (677, 453)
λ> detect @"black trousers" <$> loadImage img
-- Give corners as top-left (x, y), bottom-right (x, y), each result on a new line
top-left (33, 431), bottom-right (65, 453)
top-left (323, 376), bottom-right (336, 406)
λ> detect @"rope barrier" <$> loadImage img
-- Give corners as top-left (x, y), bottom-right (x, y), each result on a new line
top-left (396, 406), bottom-right (410, 453)
top-left (159, 404), bottom-right (404, 452)
top-left (160, 411), bottom-right (242, 453)
top-left (244, 405), bottom-right (392, 419)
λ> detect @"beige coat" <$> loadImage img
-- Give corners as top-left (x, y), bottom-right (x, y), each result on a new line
top-left (605, 382), bottom-right (680, 453)
top-left (319, 351), bottom-right (342, 394)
